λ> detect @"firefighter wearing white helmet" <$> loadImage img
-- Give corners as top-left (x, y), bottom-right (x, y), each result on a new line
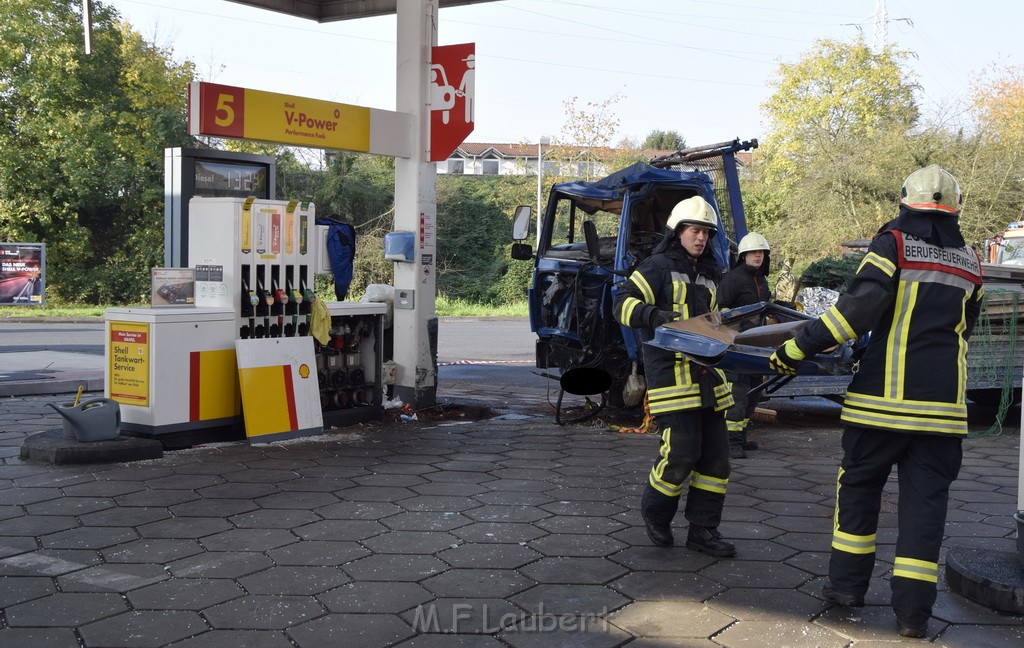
top-left (717, 232), bottom-right (773, 459)
top-left (613, 194), bottom-right (736, 557)
top-left (769, 165), bottom-right (983, 638)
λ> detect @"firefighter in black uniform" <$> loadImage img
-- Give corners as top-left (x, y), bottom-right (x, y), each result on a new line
top-left (717, 232), bottom-right (772, 459)
top-left (769, 166), bottom-right (984, 638)
top-left (615, 195), bottom-right (736, 557)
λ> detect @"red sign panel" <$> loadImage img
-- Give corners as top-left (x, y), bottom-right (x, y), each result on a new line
top-left (429, 43), bottom-right (475, 162)
top-left (190, 82), bottom-right (246, 139)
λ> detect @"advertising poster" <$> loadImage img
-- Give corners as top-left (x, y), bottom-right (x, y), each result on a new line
top-left (151, 268), bottom-right (196, 306)
top-left (109, 322), bottom-right (151, 407)
top-left (0, 242), bottom-right (45, 305)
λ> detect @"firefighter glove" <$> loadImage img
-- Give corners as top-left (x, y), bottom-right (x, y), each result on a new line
top-left (769, 338), bottom-right (805, 375)
top-left (649, 309), bottom-right (682, 328)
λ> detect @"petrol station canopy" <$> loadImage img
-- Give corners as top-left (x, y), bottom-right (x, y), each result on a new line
top-left (225, 0), bottom-right (497, 22)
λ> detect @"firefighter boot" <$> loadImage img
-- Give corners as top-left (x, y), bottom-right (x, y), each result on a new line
top-left (640, 484), bottom-right (678, 547)
top-left (686, 525), bottom-right (736, 557)
top-left (728, 432), bottom-right (746, 459)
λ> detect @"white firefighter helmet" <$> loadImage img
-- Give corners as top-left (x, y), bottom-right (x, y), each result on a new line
top-left (900, 165), bottom-right (962, 215)
top-left (737, 232), bottom-right (770, 255)
top-left (667, 196), bottom-right (718, 236)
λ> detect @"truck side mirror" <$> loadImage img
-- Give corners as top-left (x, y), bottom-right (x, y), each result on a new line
top-left (511, 243), bottom-right (533, 260)
top-left (512, 205), bottom-right (532, 241)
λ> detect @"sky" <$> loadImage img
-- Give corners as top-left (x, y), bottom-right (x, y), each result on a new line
top-left (104, 0), bottom-right (1023, 149)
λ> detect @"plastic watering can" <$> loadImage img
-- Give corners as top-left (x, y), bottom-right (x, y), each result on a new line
top-left (46, 398), bottom-right (121, 443)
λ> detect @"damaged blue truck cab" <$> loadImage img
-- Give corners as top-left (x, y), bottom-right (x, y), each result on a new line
top-left (510, 140), bottom-right (759, 412)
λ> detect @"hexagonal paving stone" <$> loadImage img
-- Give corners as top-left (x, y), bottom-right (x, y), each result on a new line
top-left (528, 534), bottom-right (626, 557)
top-left (293, 519), bottom-right (386, 541)
top-left (6, 592), bottom-right (128, 627)
top-left (314, 500), bottom-right (403, 520)
top-left (361, 530), bottom-right (460, 554)
top-left (253, 491), bottom-right (339, 509)
top-left (0, 627), bottom-right (80, 648)
top-left (397, 495), bottom-right (481, 512)
top-left (463, 505), bottom-right (550, 524)
top-left (0, 575), bottom-right (55, 607)
top-left (699, 560), bottom-right (812, 590)
top-left (204, 595), bottom-right (324, 630)
top-left (318, 581), bottom-right (434, 613)
top-left (169, 499), bottom-right (260, 518)
top-left (229, 509), bottom-right (320, 529)
top-left (40, 525), bottom-right (139, 550)
top-left (197, 482), bottom-right (280, 499)
top-left (202, 528), bottom-right (301, 552)
top-left (609, 570), bottom-right (724, 603)
top-left (277, 477), bottom-right (355, 492)
top-left (410, 482), bottom-right (489, 497)
top-left (511, 584), bottom-right (629, 617)
top-left (401, 597), bottom-right (525, 634)
top-left (451, 522), bottom-right (548, 544)
top-left (25, 497), bottom-right (114, 516)
top-left (238, 565), bottom-right (350, 595)
top-left (79, 507), bottom-right (171, 527)
top-left (518, 557), bottom-right (628, 585)
top-left (498, 625), bottom-right (632, 648)
top-left (391, 634), bottom-right (508, 648)
top-left (287, 613), bottom-right (414, 648)
top-left (0, 488), bottom-right (62, 505)
top-left (221, 469), bottom-right (302, 484)
top-left (715, 618), bottom-right (849, 648)
top-left (114, 489), bottom-right (204, 508)
top-left (145, 474), bottom-right (224, 490)
top-left (0, 514), bottom-right (79, 536)
top-left (102, 538), bottom-right (205, 564)
top-left (437, 543), bottom-right (541, 570)
top-left (0, 548), bottom-right (103, 576)
top-left (265, 540), bottom-right (370, 566)
top-left (138, 517), bottom-right (233, 540)
top-left (817, 604), bottom-right (949, 642)
top-left (535, 516), bottom-right (625, 535)
top-left (129, 578), bottom-right (245, 610)
top-left (63, 480), bottom-right (146, 498)
top-left (342, 554), bottom-right (448, 582)
top-left (167, 551), bottom-right (274, 578)
top-left (161, 629), bottom-right (294, 648)
top-left (939, 623), bottom-right (1024, 648)
top-left (705, 587), bottom-right (826, 621)
top-left (608, 600), bottom-right (733, 638)
top-left (422, 568), bottom-right (533, 599)
top-left (339, 485), bottom-right (418, 502)
top-left (79, 610), bottom-right (208, 647)
top-left (0, 536), bottom-right (36, 561)
top-left (380, 511), bottom-right (474, 531)
top-left (58, 563), bottom-right (169, 592)
top-left (539, 500), bottom-right (627, 517)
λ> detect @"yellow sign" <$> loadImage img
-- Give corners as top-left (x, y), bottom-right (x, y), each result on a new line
top-left (109, 322), bottom-right (150, 406)
top-left (189, 82), bottom-right (371, 151)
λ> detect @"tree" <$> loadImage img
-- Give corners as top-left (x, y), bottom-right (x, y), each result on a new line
top-left (954, 64), bottom-right (1024, 245)
top-left (749, 38), bottom-right (921, 269)
top-left (0, 0), bottom-right (195, 303)
top-left (642, 130), bottom-right (686, 151)
top-left (554, 93), bottom-right (624, 180)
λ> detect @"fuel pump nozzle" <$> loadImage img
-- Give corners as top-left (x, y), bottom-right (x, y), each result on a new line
top-left (255, 276), bottom-right (272, 338)
top-left (240, 277), bottom-right (258, 338)
top-left (298, 286), bottom-right (316, 337)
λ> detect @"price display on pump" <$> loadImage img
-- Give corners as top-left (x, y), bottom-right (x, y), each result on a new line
top-left (188, 82), bottom-right (372, 152)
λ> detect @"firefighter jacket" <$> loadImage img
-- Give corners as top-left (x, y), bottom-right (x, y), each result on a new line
top-left (791, 228), bottom-right (984, 436)
top-left (614, 240), bottom-right (734, 415)
top-left (717, 261), bottom-right (771, 310)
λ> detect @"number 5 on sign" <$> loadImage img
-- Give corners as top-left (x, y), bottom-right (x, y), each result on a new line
top-left (189, 82), bottom-right (245, 139)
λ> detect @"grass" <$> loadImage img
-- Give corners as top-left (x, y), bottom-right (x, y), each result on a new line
top-left (0, 297), bottom-right (528, 319)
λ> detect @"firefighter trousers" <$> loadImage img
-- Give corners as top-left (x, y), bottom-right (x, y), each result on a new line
top-left (647, 407), bottom-right (731, 528)
top-left (725, 372), bottom-right (763, 445)
top-left (828, 425), bottom-right (962, 626)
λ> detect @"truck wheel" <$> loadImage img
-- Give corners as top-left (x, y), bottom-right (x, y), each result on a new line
top-left (967, 388), bottom-right (1022, 407)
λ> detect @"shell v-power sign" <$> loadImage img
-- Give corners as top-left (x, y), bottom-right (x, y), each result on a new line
top-left (188, 82), bottom-right (411, 158)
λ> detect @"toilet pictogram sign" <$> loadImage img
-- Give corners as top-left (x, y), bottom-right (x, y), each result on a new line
top-left (429, 43), bottom-right (475, 162)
